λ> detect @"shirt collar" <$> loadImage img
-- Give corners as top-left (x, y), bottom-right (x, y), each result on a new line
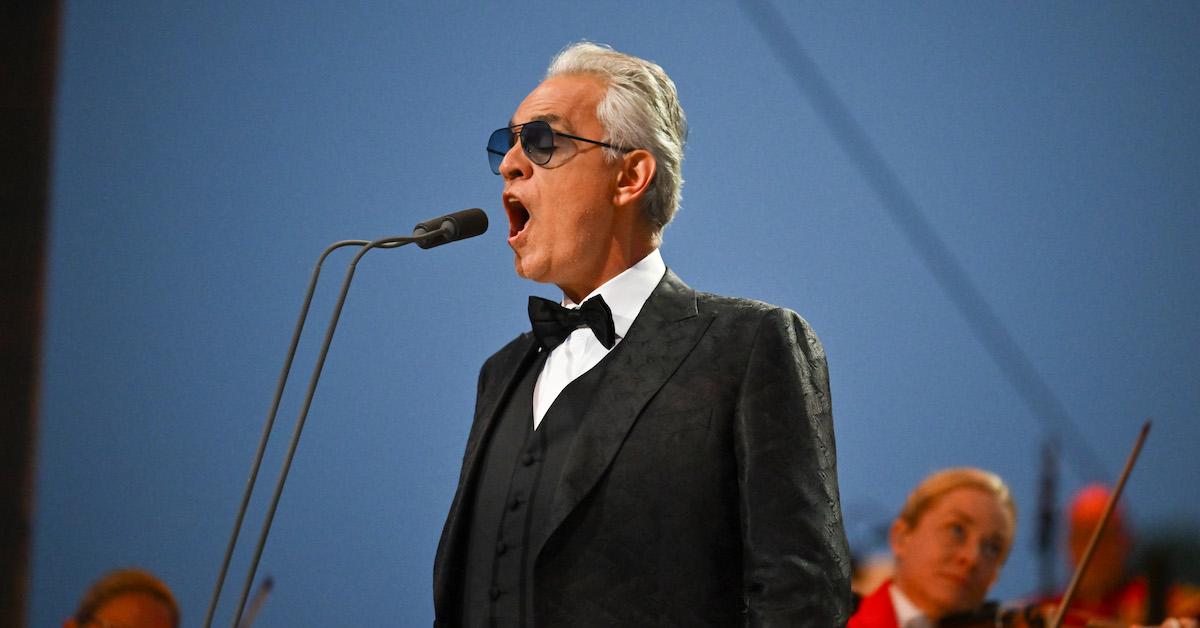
top-left (563, 248), bottom-right (665, 341)
top-left (889, 582), bottom-right (932, 628)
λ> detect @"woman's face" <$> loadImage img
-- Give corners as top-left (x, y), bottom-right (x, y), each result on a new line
top-left (890, 487), bottom-right (1013, 619)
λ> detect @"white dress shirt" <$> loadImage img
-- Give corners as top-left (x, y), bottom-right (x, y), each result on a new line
top-left (889, 583), bottom-right (932, 628)
top-left (531, 248), bottom-right (666, 429)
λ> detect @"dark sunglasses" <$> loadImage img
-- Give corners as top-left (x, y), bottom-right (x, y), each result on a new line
top-left (486, 120), bottom-right (629, 175)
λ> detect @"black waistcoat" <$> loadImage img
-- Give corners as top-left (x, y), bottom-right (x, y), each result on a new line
top-left (460, 346), bottom-right (612, 628)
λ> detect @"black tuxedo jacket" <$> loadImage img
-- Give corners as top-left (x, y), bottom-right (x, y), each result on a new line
top-left (434, 270), bottom-right (850, 626)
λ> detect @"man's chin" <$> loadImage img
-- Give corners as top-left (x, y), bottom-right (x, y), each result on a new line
top-left (512, 256), bottom-right (542, 282)
top-left (937, 591), bottom-right (984, 617)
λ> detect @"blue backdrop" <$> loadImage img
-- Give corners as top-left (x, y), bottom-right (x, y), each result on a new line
top-left (32, 2), bottom-right (1199, 626)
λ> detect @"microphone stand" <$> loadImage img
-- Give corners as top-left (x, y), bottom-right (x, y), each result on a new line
top-left (203, 228), bottom-right (448, 628)
top-left (203, 239), bottom-right (367, 628)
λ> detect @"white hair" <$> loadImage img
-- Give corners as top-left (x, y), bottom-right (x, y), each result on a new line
top-left (546, 42), bottom-right (687, 242)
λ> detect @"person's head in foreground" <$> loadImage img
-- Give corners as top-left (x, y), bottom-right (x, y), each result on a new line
top-left (64, 568), bottom-right (179, 628)
top-left (1067, 483), bottom-right (1132, 600)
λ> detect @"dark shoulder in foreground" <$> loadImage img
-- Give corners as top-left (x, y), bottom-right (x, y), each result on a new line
top-left (696, 289), bottom-right (823, 334)
top-left (477, 331), bottom-right (536, 375)
top-left (692, 289), bottom-right (828, 372)
top-left (695, 290), bottom-right (798, 317)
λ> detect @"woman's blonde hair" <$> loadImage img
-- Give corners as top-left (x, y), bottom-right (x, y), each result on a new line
top-left (897, 467), bottom-right (1017, 557)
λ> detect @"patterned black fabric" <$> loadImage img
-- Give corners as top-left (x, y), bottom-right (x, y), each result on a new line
top-left (435, 270), bottom-right (851, 627)
top-left (460, 342), bottom-right (615, 628)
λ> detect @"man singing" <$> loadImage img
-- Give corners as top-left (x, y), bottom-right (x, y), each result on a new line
top-left (433, 42), bottom-right (850, 627)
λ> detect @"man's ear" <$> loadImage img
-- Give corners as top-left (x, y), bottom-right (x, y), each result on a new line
top-left (613, 149), bottom-right (656, 209)
top-left (889, 519), bottom-right (910, 559)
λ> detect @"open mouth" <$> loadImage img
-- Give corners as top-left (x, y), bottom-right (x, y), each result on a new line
top-left (504, 196), bottom-right (530, 239)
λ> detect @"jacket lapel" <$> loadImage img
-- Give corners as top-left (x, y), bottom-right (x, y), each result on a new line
top-left (435, 333), bottom-right (538, 606)
top-left (462, 334), bottom-right (539, 467)
top-left (533, 270), bottom-right (713, 557)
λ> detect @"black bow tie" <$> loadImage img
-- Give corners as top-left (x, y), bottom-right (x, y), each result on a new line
top-left (528, 295), bottom-right (617, 351)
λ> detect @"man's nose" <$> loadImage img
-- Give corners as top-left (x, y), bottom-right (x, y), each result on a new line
top-left (499, 143), bottom-right (530, 180)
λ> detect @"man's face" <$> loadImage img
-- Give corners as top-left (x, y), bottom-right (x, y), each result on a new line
top-left (891, 487), bottom-right (1012, 619)
top-left (1068, 516), bottom-right (1129, 597)
top-left (499, 74), bottom-right (622, 298)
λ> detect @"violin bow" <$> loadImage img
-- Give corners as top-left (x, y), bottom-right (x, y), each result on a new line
top-left (1049, 420), bottom-right (1151, 628)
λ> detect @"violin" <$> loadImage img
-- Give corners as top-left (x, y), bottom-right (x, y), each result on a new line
top-left (938, 423), bottom-right (1156, 628)
top-left (937, 600), bottom-right (1056, 627)
top-left (937, 602), bottom-right (1198, 628)
top-left (935, 601), bottom-right (1181, 628)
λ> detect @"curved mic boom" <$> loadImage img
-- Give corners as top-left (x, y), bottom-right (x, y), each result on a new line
top-left (207, 207), bottom-right (489, 628)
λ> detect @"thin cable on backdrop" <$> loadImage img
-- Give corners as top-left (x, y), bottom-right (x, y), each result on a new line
top-left (737, 0), bottom-right (1108, 484)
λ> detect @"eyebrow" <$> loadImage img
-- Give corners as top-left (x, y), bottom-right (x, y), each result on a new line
top-left (945, 508), bottom-right (1010, 542)
top-left (946, 508), bottom-right (976, 523)
top-left (508, 113), bottom-right (564, 128)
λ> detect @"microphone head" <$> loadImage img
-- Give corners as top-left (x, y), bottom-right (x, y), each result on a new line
top-left (413, 208), bottom-right (488, 249)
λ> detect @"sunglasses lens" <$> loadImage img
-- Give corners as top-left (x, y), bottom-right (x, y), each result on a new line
top-left (486, 127), bottom-right (513, 174)
top-left (520, 121), bottom-right (556, 165)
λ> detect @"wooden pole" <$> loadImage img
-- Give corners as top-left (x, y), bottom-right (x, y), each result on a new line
top-left (1, 2), bottom-right (61, 626)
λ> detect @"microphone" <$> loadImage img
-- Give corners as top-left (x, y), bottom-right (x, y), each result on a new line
top-left (207, 208), bottom-right (488, 628)
top-left (413, 207), bottom-right (488, 248)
